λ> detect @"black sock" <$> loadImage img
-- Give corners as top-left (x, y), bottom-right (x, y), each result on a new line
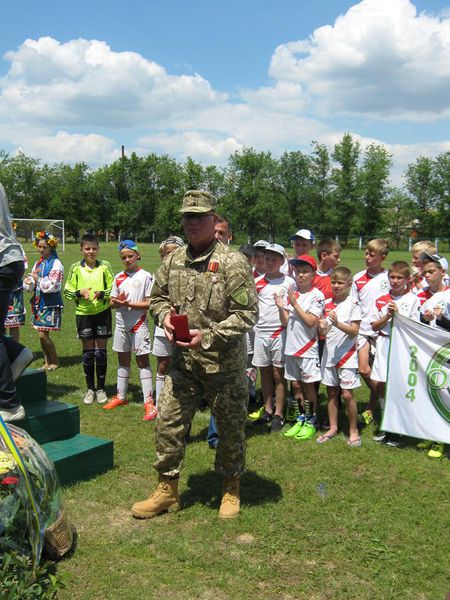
top-left (304, 399), bottom-right (312, 418)
top-left (94, 348), bottom-right (107, 390)
top-left (82, 349), bottom-right (95, 390)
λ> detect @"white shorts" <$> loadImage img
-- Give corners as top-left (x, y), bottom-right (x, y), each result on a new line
top-left (152, 334), bottom-right (173, 358)
top-left (357, 334), bottom-right (376, 351)
top-left (252, 334), bottom-right (285, 368)
top-left (284, 355), bottom-right (321, 383)
top-left (371, 336), bottom-right (389, 383)
top-left (246, 330), bottom-right (255, 355)
top-left (321, 366), bottom-right (361, 389)
top-left (113, 324), bottom-right (151, 356)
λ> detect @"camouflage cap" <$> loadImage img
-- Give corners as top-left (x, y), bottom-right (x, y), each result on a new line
top-left (180, 190), bottom-right (216, 214)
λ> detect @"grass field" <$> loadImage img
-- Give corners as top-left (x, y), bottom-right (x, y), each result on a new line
top-left (16, 243), bottom-right (450, 600)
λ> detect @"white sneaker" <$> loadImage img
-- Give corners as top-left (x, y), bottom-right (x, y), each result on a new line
top-left (11, 348), bottom-right (34, 381)
top-left (83, 389), bottom-right (96, 405)
top-left (0, 404), bottom-right (26, 422)
top-left (96, 389), bottom-right (108, 404)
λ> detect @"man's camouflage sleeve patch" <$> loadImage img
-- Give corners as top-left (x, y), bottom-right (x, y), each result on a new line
top-left (230, 286), bottom-right (249, 306)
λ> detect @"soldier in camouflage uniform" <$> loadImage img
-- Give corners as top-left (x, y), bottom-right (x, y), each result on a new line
top-left (132, 190), bottom-right (258, 520)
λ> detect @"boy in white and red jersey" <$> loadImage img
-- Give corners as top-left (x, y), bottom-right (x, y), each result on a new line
top-left (252, 243), bottom-right (296, 432)
top-left (286, 229), bottom-right (315, 277)
top-left (247, 240), bottom-right (268, 420)
top-left (313, 238), bottom-right (342, 399)
top-left (153, 236), bottom-right (184, 405)
top-left (370, 261), bottom-right (420, 446)
top-left (277, 255), bottom-right (325, 441)
top-left (416, 252), bottom-right (450, 459)
top-left (289, 229), bottom-right (315, 257)
top-left (253, 240), bottom-right (269, 278)
top-left (247, 240), bottom-right (269, 420)
top-left (411, 240), bottom-right (436, 293)
top-left (103, 240), bottom-right (155, 420)
top-left (313, 238), bottom-right (341, 300)
top-left (417, 253), bottom-right (450, 325)
top-left (351, 238), bottom-right (389, 425)
top-left (317, 267), bottom-right (361, 446)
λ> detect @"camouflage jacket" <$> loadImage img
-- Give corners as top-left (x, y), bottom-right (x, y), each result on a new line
top-left (150, 240), bottom-right (258, 373)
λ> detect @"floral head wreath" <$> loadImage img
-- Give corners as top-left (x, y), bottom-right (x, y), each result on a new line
top-left (33, 230), bottom-right (58, 249)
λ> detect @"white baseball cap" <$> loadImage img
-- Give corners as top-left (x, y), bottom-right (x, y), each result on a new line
top-left (264, 243), bottom-right (286, 258)
top-left (253, 240), bottom-right (270, 249)
top-left (419, 252), bottom-right (448, 270)
top-left (289, 229), bottom-right (315, 242)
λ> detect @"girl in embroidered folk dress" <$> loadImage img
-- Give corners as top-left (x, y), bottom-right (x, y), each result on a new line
top-left (25, 231), bottom-right (64, 371)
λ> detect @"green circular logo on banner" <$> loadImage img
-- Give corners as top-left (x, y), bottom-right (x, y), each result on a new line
top-left (426, 343), bottom-right (450, 424)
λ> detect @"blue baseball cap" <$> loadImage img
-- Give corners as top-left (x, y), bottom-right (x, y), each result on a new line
top-left (119, 239), bottom-right (139, 252)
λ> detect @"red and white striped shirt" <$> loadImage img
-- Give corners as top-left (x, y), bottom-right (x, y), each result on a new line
top-left (351, 269), bottom-right (389, 336)
top-left (112, 268), bottom-right (153, 332)
top-left (417, 287), bottom-right (450, 328)
top-left (370, 291), bottom-right (420, 337)
top-left (322, 296), bottom-right (361, 368)
top-left (284, 287), bottom-right (325, 358)
top-left (254, 274), bottom-right (296, 337)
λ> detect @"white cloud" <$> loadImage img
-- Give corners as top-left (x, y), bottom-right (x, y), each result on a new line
top-left (239, 81), bottom-right (310, 113)
top-left (166, 102), bottom-right (330, 158)
top-left (15, 131), bottom-right (119, 165)
top-left (269, 0), bottom-right (450, 120)
top-left (136, 131), bottom-right (243, 162)
top-left (1, 37), bottom-right (224, 129)
top-left (0, 2), bottom-right (449, 177)
top-left (386, 140), bottom-right (450, 184)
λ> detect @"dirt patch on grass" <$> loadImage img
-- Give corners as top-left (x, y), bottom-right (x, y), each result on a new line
top-left (236, 533), bottom-right (254, 544)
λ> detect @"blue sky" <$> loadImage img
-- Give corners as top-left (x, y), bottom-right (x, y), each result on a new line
top-left (1, 0), bottom-right (450, 182)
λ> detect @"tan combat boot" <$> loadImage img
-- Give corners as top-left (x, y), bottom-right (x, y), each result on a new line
top-left (131, 476), bottom-right (181, 519)
top-left (219, 477), bottom-right (240, 519)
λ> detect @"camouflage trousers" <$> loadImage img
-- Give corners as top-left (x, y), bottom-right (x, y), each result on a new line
top-left (154, 362), bottom-right (248, 479)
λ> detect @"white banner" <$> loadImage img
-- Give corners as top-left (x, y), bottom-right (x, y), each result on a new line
top-left (383, 313), bottom-right (450, 443)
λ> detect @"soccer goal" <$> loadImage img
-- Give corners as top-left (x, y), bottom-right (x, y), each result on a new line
top-left (12, 219), bottom-right (65, 252)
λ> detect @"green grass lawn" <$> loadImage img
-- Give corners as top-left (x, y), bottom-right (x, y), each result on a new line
top-left (16, 243), bottom-right (450, 600)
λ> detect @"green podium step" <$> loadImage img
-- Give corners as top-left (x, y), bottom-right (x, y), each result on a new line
top-left (14, 369), bottom-right (114, 486)
top-left (42, 434), bottom-right (114, 486)
top-left (18, 401), bottom-right (80, 445)
top-left (16, 369), bottom-right (47, 404)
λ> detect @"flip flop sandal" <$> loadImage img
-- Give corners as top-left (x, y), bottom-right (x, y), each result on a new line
top-left (347, 438), bottom-right (362, 447)
top-left (317, 433), bottom-right (337, 444)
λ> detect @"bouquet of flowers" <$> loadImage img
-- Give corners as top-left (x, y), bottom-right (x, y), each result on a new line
top-left (0, 419), bottom-right (74, 567)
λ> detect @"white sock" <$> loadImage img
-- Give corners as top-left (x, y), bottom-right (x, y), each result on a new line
top-left (155, 373), bottom-right (166, 405)
top-left (139, 367), bottom-right (153, 403)
top-left (117, 367), bottom-right (131, 399)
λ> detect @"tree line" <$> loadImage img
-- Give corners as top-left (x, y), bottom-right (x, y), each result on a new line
top-left (1, 133), bottom-right (449, 247)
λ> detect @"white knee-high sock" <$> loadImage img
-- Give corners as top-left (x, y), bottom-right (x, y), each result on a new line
top-left (139, 367), bottom-right (153, 403)
top-left (155, 373), bottom-right (166, 405)
top-left (117, 367), bottom-right (131, 399)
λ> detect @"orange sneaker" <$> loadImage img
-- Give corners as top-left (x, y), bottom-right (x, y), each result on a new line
top-left (143, 400), bottom-right (158, 421)
top-left (103, 395), bottom-right (129, 410)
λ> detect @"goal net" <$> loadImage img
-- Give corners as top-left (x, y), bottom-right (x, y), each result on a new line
top-left (12, 219), bottom-right (65, 252)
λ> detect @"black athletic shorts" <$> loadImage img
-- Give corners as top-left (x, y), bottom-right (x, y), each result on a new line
top-left (76, 308), bottom-right (112, 340)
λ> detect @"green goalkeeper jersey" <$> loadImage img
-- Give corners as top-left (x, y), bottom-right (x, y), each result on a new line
top-left (64, 259), bottom-right (114, 316)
